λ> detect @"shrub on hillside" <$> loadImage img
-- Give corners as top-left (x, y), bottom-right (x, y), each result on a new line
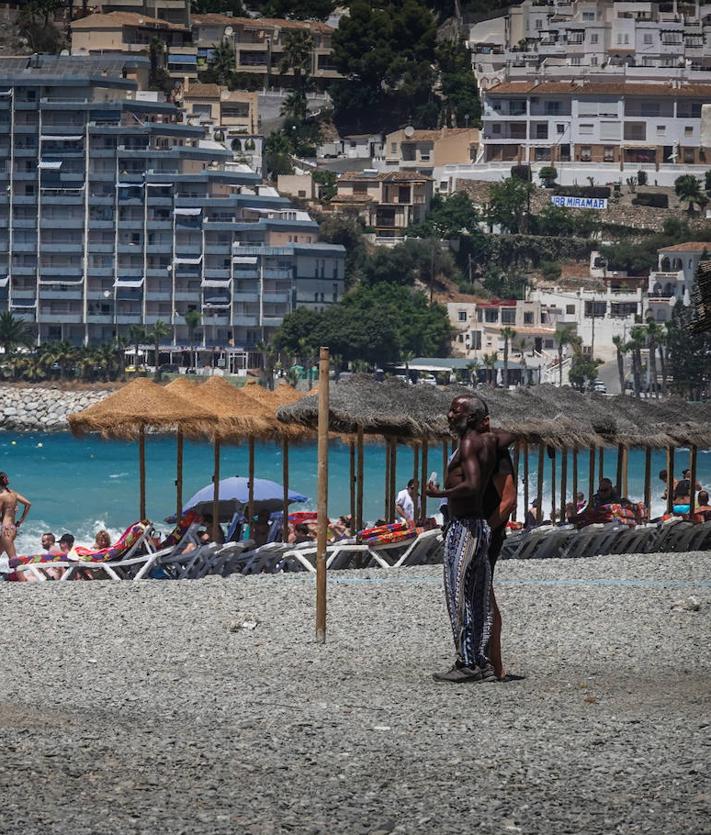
top-left (632, 192), bottom-right (669, 209)
top-left (555, 185), bottom-right (611, 199)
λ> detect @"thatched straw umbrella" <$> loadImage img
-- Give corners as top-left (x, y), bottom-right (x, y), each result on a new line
top-left (68, 379), bottom-right (214, 520)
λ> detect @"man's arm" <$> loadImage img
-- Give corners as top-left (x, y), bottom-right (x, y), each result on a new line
top-left (426, 435), bottom-right (482, 499)
top-left (14, 491), bottom-right (31, 524)
top-left (488, 472), bottom-right (516, 530)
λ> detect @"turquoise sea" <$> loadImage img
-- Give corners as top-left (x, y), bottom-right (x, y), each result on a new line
top-left (1, 431), bottom-right (710, 555)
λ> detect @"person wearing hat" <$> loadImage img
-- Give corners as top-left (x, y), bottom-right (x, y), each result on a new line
top-left (524, 498), bottom-right (539, 530)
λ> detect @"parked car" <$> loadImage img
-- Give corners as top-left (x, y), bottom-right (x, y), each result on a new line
top-left (592, 381), bottom-right (607, 394)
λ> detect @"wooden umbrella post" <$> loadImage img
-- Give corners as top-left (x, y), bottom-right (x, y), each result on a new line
top-left (139, 424), bottom-right (146, 520)
top-left (643, 446), bottom-right (652, 518)
top-left (349, 438), bottom-right (356, 527)
top-left (689, 445), bottom-right (698, 517)
top-left (522, 440), bottom-right (529, 518)
top-left (315, 346), bottom-right (330, 644)
top-left (512, 442), bottom-right (520, 522)
top-left (248, 436), bottom-right (255, 531)
top-left (666, 446), bottom-right (675, 515)
top-left (356, 427), bottom-right (364, 530)
top-left (175, 428), bottom-right (183, 521)
top-left (212, 439), bottom-right (221, 541)
top-left (572, 447), bottom-right (578, 511)
top-left (413, 442), bottom-right (420, 486)
top-left (384, 438), bottom-right (391, 520)
top-left (282, 436), bottom-right (289, 543)
top-left (589, 445), bottom-right (596, 501)
top-left (598, 447), bottom-right (604, 481)
top-left (389, 440), bottom-right (397, 521)
top-left (420, 441), bottom-right (429, 521)
top-left (549, 447), bottom-right (557, 524)
top-left (536, 444), bottom-right (544, 523)
top-left (615, 444), bottom-right (624, 498)
top-left (560, 447), bottom-right (568, 521)
top-left (621, 446), bottom-right (629, 499)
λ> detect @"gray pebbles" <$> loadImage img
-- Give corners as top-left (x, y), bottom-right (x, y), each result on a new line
top-left (1, 551), bottom-right (709, 835)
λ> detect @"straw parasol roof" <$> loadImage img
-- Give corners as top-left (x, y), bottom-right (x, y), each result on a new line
top-left (67, 378), bottom-right (214, 440)
top-left (276, 376), bottom-right (711, 449)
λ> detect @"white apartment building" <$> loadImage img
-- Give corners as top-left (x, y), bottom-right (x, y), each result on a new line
top-left (480, 78), bottom-right (711, 168)
top-left (646, 241), bottom-right (710, 321)
top-left (469, 0), bottom-right (711, 89)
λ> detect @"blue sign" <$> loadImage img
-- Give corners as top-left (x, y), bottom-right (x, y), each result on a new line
top-left (551, 195), bottom-right (608, 210)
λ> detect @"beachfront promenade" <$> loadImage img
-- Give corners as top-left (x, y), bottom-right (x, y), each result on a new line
top-left (0, 551), bottom-right (709, 834)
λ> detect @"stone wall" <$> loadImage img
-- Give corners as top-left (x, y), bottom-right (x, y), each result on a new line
top-left (0, 386), bottom-right (111, 432)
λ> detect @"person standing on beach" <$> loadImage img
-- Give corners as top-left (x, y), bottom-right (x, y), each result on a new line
top-left (426, 396), bottom-right (509, 683)
top-left (0, 472), bottom-right (32, 564)
top-left (395, 478), bottom-right (419, 523)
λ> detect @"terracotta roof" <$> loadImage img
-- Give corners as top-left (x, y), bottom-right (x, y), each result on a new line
top-left (183, 83), bottom-right (221, 99)
top-left (659, 241), bottom-right (711, 252)
top-left (338, 170), bottom-right (433, 182)
top-left (332, 193), bottom-right (375, 203)
top-left (486, 80), bottom-right (711, 98)
top-left (72, 11), bottom-right (188, 30)
top-left (388, 127), bottom-right (479, 141)
top-left (191, 14), bottom-right (334, 34)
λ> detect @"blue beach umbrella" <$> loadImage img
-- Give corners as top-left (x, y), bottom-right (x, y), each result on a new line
top-left (183, 476), bottom-right (308, 521)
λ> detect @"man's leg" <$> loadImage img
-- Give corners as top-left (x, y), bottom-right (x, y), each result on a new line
top-left (461, 519), bottom-right (493, 673)
top-left (489, 590), bottom-right (504, 679)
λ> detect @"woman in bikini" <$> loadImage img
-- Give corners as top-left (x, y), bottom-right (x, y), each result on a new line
top-left (0, 471), bottom-right (32, 563)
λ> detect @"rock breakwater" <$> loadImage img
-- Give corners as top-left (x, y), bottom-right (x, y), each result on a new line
top-left (0, 386), bottom-right (110, 431)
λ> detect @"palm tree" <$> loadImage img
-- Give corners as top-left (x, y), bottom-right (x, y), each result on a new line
top-left (150, 320), bottom-right (171, 380)
top-left (209, 39), bottom-right (236, 87)
top-left (555, 325), bottom-right (574, 387)
top-left (279, 30), bottom-right (313, 94)
top-left (280, 89), bottom-right (308, 121)
top-left (482, 352), bottom-right (497, 386)
top-left (645, 319), bottom-right (662, 399)
top-left (628, 325), bottom-right (647, 398)
top-left (0, 311), bottom-right (32, 356)
top-left (515, 337), bottom-right (528, 386)
top-left (674, 174), bottom-right (704, 215)
top-left (128, 325), bottom-right (146, 371)
top-left (656, 323), bottom-right (668, 398)
top-left (612, 335), bottom-right (627, 395)
top-left (183, 309), bottom-right (201, 369)
top-left (500, 326), bottom-right (516, 389)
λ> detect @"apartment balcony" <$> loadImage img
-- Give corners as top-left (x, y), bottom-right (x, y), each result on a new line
top-left (11, 220), bottom-right (36, 229)
top-left (41, 218), bottom-right (83, 229)
top-left (234, 315), bottom-right (258, 326)
top-left (12, 196), bottom-right (38, 205)
top-left (88, 243), bottom-right (114, 253)
top-left (39, 288), bottom-right (83, 301)
top-left (42, 193), bottom-right (83, 205)
top-left (205, 269), bottom-right (230, 280)
top-left (87, 314), bottom-right (113, 323)
top-left (145, 291), bottom-right (171, 301)
top-left (39, 312), bottom-right (83, 323)
top-left (263, 268), bottom-right (293, 280)
top-left (89, 220), bottom-right (114, 229)
top-left (39, 268), bottom-right (83, 279)
top-left (115, 314), bottom-right (143, 324)
top-left (234, 291), bottom-right (259, 302)
top-left (39, 242), bottom-right (82, 253)
top-left (11, 266), bottom-right (36, 276)
top-left (12, 310), bottom-right (36, 321)
top-left (12, 289), bottom-right (37, 300)
top-left (263, 292), bottom-right (289, 304)
top-left (88, 267), bottom-right (114, 278)
top-left (11, 242), bottom-right (36, 252)
top-left (174, 290), bottom-right (200, 301)
top-left (262, 316), bottom-right (283, 327)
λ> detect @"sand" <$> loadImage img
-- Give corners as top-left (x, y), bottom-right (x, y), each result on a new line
top-left (1, 552), bottom-right (709, 834)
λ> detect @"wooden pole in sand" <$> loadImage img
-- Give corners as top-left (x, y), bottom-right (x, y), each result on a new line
top-left (536, 444), bottom-right (544, 523)
top-left (349, 438), bottom-right (356, 527)
top-left (643, 446), bottom-right (652, 518)
top-left (412, 442), bottom-right (419, 483)
top-left (549, 447), bottom-right (557, 523)
top-left (589, 445), bottom-right (596, 501)
top-left (175, 428), bottom-right (183, 520)
top-left (615, 444), bottom-right (624, 498)
top-left (384, 437), bottom-right (391, 520)
top-left (282, 436), bottom-right (289, 543)
top-left (420, 441), bottom-right (429, 520)
top-left (512, 442), bottom-right (520, 522)
top-left (560, 447), bottom-right (568, 521)
top-left (139, 425), bottom-right (146, 520)
top-left (356, 427), bottom-right (364, 530)
top-left (389, 440), bottom-right (397, 521)
top-left (572, 447), bottom-right (578, 510)
top-left (212, 439), bottom-right (221, 540)
top-left (315, 346), bottom-right (329, 644)
top-left (689, 445), bottom-right (698, 517)
top-left (621, 446), bottom-right (629, 499)
top-left (248, 436), bottom-right (255, 530)
top-left (522, 440), bottom-right (529, 518)
top-left (598, 447), bottom-right (604, 481)
top-left (666, 446), bottom-right (675, 515)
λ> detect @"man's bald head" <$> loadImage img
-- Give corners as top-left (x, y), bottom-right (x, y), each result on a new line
top-left (447, 394), bottom-right (489, 436)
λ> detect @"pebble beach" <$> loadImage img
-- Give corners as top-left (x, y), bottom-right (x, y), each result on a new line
top-left (1, 552), bottom-right (709, 835)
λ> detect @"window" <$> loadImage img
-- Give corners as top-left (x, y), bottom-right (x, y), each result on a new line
top-left (684, 126), bottom-right (693, 136)
top-left (544, 339), bottom-right (554, 349)
top-left (458, 310), bottom-right (467, 322)
top-left (471, 331), bottom-right (482, 350)
top-left (610, 302), bottom-right (637, 317)
top-left (603, 146), bottom-right (615, 162)
top-left (566, 304), bottom-right (576, 314)
top-left (534, 147), bottom-right (551, 161)
top-left (556, 123), bottom-right (565, 135)
top-left (571, 56), bottom-right (581, 65)
top-left (590, 33), bottom-right (598, 44)
top-left (582, 11), bottom-right (595, 21)
top-left (641, 102), bottom-right (659, 117)
top-left (579, 123), bottom-right (594, 135)
top-left (580, 146), bottom-right (592, 162)
top-left (544, 101), bottom-right (561, 115)
top-left (502, 309), bottom-right (516, 324)
top-left (484, 309), bottom-right (499, 323)
top-left (535, 123), bottom-right (548, 139)
top-left (643, 33), bottom-right (653, 45)
top-left (390, 142), bottom-right (397, 153)
top-left (523, 312), bottom-right (534, 325)
top-left (584, 301), bottom-right (607, 317)
top-left (535, 18), bottom-right (542, 29)
top-left (491, 124), bottom-right (501, 135)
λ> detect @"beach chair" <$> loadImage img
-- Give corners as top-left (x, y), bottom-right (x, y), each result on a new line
top-left (499, 530), bottom-right (526, 561)
top-left (562, 523), bottom-right (617, 559)
top-left (533, 527), bottom-right (576, 560)
top-left (279, 542), bottom-right (368, 573)
top-left (158, 542), bottom-right (222, 580)
top-left (239, 542), bottom-right (291, 575)
top-left (651, 518), bottom-right (686, 553)
top-left (387, 529), bottom-right (443, 568)
top-left (671, 521), bottom-right (710, 554)
top-left (514, 527), bottom-right (554, 560)
top-left (12, 521), bottom-right (156, 582)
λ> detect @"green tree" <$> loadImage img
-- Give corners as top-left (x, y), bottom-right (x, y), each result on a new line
top-left (540, 260), bottom-right (561, 282)
top-left (611, 335), bottom-right (627, 395)
top-left (317, 214), bottom-right (368, 286)
top-left (408, 192), bottom-right (479, 239)
top-left (191, 0), bottom-right (245, 15)
top-left (128, 325), bottom-right (146, 370)
top-left (568, 354), bottom-right (601, 391)
top-left (263, 131), bottom-right (294, 179)
top-left (18, 0), bottom-right (64, 52)
top-left (183, 309), bottom-right (201, 368)
top-left (208, 39), bottom-right (236, 87)
top-left (313, 170), bottom-right (337, 202)
top-left (500, 326), bottom-right (516, 389)
top-left (627, 325), bottom-right (648, 398)
top-left (645, 319), bottom-right (663, 399)
top-left (486, 177), bottom-right (533, 234)
top-left (675, 174), bottom-right (704, 215)
top-left (148, 38), bottom-right (173, 95)
top-left (264, 0), bottom-right (334, 19)
top-left (0, 312), bottom-right (33, 356)
top-left (435, 39), bottom-right (481, 128)
top-left (279, 30), bottom-right (314, 94)
top-left (665, 302), bottom-right (711, 399)
top-left (482, 352), bottom-right (497, 386)
top-left (150, 320), bottom-right (171, 380)
top-left (555, 324), bottom-right (575, 387)
top-left (538, 166), bottom-right (557, 187)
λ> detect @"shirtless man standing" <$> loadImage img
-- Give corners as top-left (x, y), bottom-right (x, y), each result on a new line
top-left (427, 395), bottom-right (511, 683)
top-left (0, 471), bottom-right (31, 565)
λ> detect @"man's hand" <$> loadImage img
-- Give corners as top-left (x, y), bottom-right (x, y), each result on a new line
top-left (426, 480), bottom-right (441, 498)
